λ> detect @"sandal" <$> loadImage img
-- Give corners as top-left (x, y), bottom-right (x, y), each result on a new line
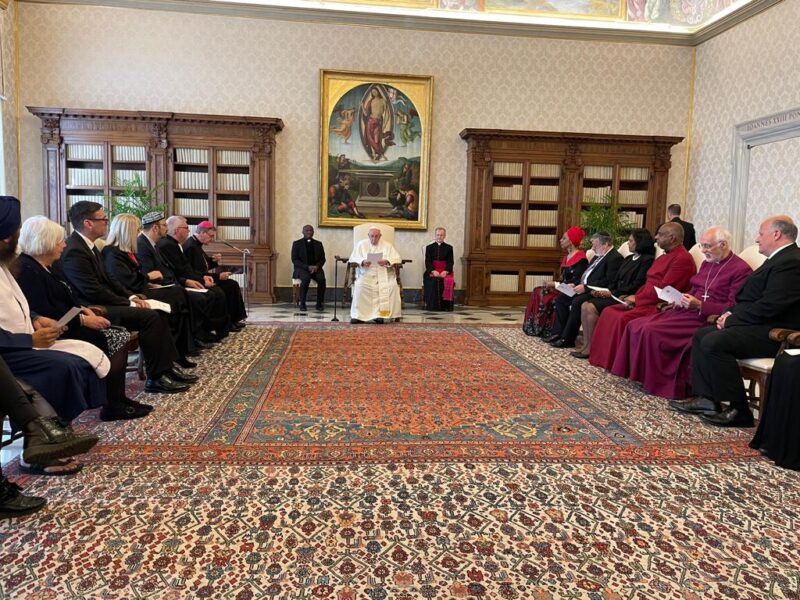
top-left (19, 457), bottom-right (83, 476)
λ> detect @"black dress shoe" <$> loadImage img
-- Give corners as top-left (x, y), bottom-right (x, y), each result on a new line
top-left (372, 318), bottom-right (385, 324)
top-left (186, 349), bottom-right (202, 357)
top-left (551, 339), bottom-right (575, 348)
top-left (193, 339), bottom-right (212, 350)
top-left (315, 305), bottom-right (325, 312)
top-left (299, 304), bottom-right (308, 312)
top-left (230, 322), bottom-right (246, 331)
top-left (0, 477), bottom-right (47, 519)
top-left (350, 318), bottom-right (363, 324)
top-left (701, 407), bottom-right (754, 428)
top-left (570, 351), bottom-right (590, 359)
top-left (124, 397), bottom-right (153, 412)
top-left (144, 375), bottom-right (190, 394)
top-left (169, 367), bottom-right (199, 383)
top-left (22, 417), bottom-right (100, 465)
top-left (668, 396), bottom-right (720, 415)
top-left (176, 357), bottom-right (197, 369)
top-left (542, 334), bottom-right (561, 343)
top-left (100, 403), bottom-right (150, 421)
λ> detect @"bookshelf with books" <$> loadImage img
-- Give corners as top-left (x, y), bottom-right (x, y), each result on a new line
top-left (29, 107), bottom-right (283, 302)
top-left (460, 129), bottom-right (682, 305)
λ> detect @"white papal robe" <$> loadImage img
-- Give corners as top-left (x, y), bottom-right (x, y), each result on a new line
top-left (349, 238), bottom-right (402, 321)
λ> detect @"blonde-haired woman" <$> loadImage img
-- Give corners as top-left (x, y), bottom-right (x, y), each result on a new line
top-left (102, 213), bottom-right (197, 365)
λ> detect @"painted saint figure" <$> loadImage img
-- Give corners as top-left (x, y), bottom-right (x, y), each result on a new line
top-left (360, 86), bottom-right (394, 162)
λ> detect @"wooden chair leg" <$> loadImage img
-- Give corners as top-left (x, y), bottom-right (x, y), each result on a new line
top-left (137, 352), bottom-right (146, 381)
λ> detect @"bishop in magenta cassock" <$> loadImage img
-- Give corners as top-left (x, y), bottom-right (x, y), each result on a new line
top-left (610, 227), bottom-right (752, 398)
top-left (588, 222), bottom-right (697, 370)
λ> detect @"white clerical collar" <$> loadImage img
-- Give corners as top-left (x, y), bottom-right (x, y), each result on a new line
top-left (768, 243), bottom-right (794, 260)
top-left (76, 230), bottom-right (95, 250)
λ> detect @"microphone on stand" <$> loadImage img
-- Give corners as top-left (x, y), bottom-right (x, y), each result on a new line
top-left (217, 239), bottom-right (251, 315)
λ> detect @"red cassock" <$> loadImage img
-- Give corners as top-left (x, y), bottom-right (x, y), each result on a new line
top-left (588, 245), bottom-right (697, 370)
top-left (610, 253), bottom-right (752, 398)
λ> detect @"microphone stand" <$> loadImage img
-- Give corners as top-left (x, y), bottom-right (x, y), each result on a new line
top-left (219, 240), bottom-right (251, 316)
top-left (332, 256), bottom-right (348, 322)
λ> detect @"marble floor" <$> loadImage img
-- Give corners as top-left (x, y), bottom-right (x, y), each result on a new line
top-left (2, 303), bottom-right (525, 467)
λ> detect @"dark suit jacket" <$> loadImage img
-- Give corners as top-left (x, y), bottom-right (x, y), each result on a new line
top-left (57, 231), bottom-right (130, 306)
top-left (727, 243), bottom-right (800, 329)
top-left (581, 248), bottom-right (623, 288)
top-left (136, 234), bottom-right (181, 286)
top-left (183, 235), bottom-right (218, 278)
top-left (424, 242), bottom-right (454, 278)
top-left (610, 253), bottom-right (655, 297)
top-left (102, 245), bottom-right (150, 296)
top-left (291, 238), bottom-right (326, 278)
top-left (15, 253), bottom-right (83, 329)
top-left (157, 235), bottom-right (205, 282)
top-left (671, 217), bottom-right (697, 250)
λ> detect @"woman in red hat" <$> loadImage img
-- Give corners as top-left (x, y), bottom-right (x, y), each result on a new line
top-left (523, 226), bottom-right (588, 338)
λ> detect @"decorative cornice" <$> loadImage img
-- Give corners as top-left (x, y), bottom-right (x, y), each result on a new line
top-left (17, 0), bottom-right (784, 47)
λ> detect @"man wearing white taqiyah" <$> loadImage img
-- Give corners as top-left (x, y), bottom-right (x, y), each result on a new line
top-left (349, 225), bottom-right (402, 324)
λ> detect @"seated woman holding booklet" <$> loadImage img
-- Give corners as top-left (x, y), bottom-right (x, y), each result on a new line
top-left (570, 229), bottom-right (655, 359)
top-left (15, 216), bottom-right (147, 422)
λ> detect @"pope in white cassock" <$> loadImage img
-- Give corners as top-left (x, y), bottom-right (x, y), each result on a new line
top-left (349, 226), bottom-right (402, 323)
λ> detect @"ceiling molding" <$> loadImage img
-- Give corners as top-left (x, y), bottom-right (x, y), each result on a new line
top-left (19, 0), bottom-right (783, 46)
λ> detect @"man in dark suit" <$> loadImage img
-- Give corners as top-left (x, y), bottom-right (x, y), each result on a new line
top-left (667, 204), bottom-right (697, 250)
top-left (671, 215), bottom-right (800, 427)
top-left (158, 216), bottom-right (231, 337)
top-left (57, 201), bottom-right (196, 395)
top-left (183, 221), bottom-right (246, 327)
top-left (291, 224), bottom-right (326, 312)
top-left (549, 231), bottom-right (624, 348)
top-left (423, 227), bottom-right (455, 311)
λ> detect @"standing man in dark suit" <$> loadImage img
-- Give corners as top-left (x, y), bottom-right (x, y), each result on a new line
top-left (183, 221), bottom-right (246, 328)
top-left (291, 225), bottom-right (326, 312)
top-left (57, 201), bottom-right (195, 394)
top-left (667, 204), bottom-right (697, 250)
top-left (550, 231), bottom-right (624, 348)
top-left (671, 216), bottom-right (800, 427)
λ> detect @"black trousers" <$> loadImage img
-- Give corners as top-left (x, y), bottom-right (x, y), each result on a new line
top-left (63, 326), bottom-right (127, 407)
top-left (187, 287), bottom-right (231, 337)
top-left (553, 292), bottom-right (592, 342)
top-left (104, 305), bottom-right (178, 379)
top-left (691, 325), bottom-right (779, 411)
top-left (0, 356), bottom-right (39, 430)
top-left (296, 270), bottom-right (326, 307)
top-left (216, 278), bottom-right (247, 321)
top-left (144, 285), bottom-right (196, 357)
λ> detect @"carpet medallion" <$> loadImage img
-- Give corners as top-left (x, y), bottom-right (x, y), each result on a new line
top-left (2, 323), bottom-right (798, 599)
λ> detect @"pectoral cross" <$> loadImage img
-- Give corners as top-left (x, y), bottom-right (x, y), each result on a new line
top-left (701, 291), bottom-right (709, 301)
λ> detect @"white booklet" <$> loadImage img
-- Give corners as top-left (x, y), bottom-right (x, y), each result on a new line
top-left (367, 252), bottom-right (383, 266)
top-left (55, 306), bottom-right (82, 328)
top-left (654, 285), bottom-right (684, 305)
top-left (143, 299), bottom-right (172, 313)
top-left (588, 286), bottom-right (627, 304)
top-left (185, 287), bottom-right (208, 293)
top-left (555, 282), bottom-right (576, 297)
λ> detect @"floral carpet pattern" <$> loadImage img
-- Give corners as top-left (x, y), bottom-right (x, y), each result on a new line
top-left (2, 323), bottom-right (799, 599)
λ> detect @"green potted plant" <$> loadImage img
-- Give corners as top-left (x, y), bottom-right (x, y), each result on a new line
top-left (107, 174), bottom-right (166, 219)
top-left (580, 193), bottom-right (637, 248)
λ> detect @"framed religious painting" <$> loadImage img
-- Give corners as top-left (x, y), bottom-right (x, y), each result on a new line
top-left (319, 69), bottom-right (433, 230)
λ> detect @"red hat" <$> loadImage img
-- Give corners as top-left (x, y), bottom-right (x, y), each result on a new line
top-left (197, 220), bottom-right (216, 231)
top-left (565, 226), bottom-right (585, 246)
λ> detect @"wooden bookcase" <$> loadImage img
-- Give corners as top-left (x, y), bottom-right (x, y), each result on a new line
top-left (460, 129), bottom-right (683, 306)
top-left (28, 107), bottom-right (284, 302)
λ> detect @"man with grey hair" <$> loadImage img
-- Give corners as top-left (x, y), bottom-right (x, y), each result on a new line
top-left (157, 216), bottom-right (231, 339)
top-left (671, 216), bottom-right (800, 427)
top-left (613, 226), bottom-right (752, 399)
top-left (348, 225), bottom-right (402, 323)
top-left (549, 231), bottom-right (624, 348)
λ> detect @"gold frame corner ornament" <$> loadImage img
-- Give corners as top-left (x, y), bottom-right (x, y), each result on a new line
top-left (319, 69), bottom-right (433, 230)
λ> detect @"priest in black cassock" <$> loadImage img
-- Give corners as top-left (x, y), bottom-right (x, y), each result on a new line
top-left (423, 227), bottom-right (455, 311)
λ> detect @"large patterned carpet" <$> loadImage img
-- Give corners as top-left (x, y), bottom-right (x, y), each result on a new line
top-left (1, 323), bottom-right (799, 599)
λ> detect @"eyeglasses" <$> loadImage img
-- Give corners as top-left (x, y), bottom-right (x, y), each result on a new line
top-left (86, 217), bottom-right (109, 223)
top-left (177, 226), bottom-right (189, 230)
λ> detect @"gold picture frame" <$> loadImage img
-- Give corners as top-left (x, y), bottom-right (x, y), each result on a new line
top-left (319, 69), bottom-right (433, 230)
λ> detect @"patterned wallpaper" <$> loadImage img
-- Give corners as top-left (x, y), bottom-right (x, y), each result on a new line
top-left (688, 0), bottom-right (800, 250)
top-left (0, 0), bottom-right (18, 196)
top-left (16, 3), bottom-right (692, 288)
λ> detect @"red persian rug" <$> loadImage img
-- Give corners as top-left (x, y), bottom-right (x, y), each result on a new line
top-left (1, 324), bottom-right (798, 599)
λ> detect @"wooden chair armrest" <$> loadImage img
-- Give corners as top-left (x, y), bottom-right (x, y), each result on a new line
top-left (787, 331), bottom-right (800, 346)
top-left (401, 259), bottom-right (413, 265)
top-left (769, 328), bottom-right (799, 343)
top-left (334, 256), bottom-right (349, 263)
